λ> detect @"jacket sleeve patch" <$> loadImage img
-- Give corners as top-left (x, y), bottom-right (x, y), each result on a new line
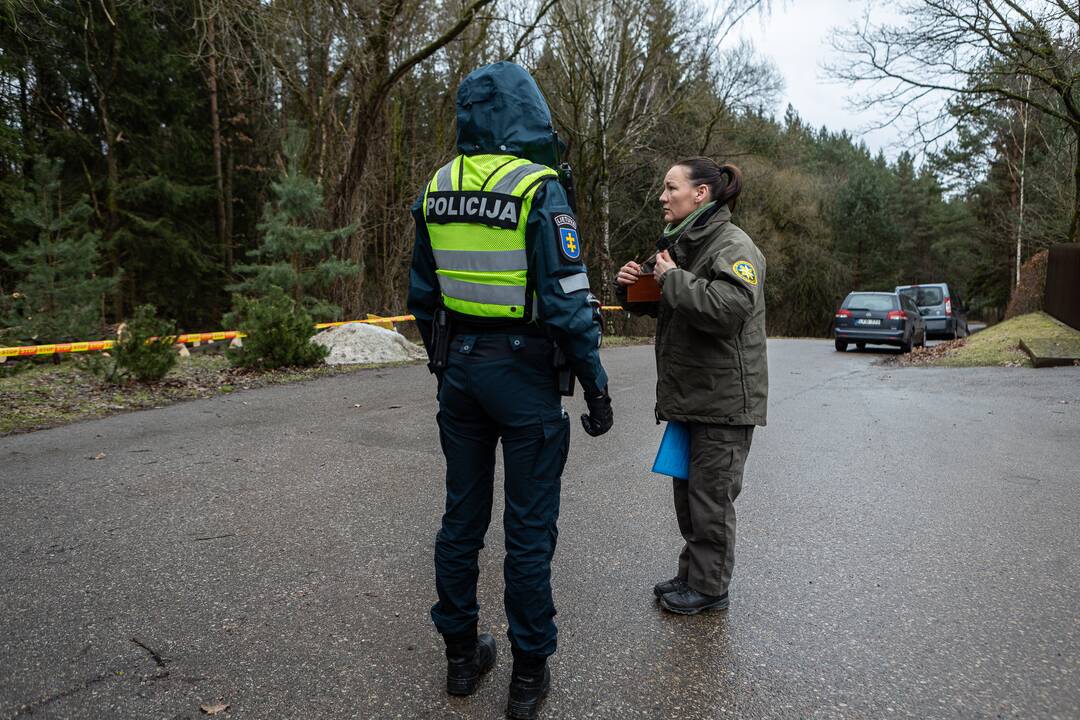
top-left (556, 215), bottom-right (582, 262)
top-left (558, 273), bottom-right (590, 294)
top-left (732, 260), bottom-right (758, 286)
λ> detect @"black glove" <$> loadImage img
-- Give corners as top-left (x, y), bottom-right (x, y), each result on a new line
top-left (581, 387), bottom-right (613, 437)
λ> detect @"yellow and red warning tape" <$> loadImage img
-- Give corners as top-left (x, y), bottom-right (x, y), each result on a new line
top-left (0, 308), bottom-right (628, 358)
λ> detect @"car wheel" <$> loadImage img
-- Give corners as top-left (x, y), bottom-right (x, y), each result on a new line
top-left (900, 337), bottom-right (913, 353)
top-left (834, 339), bottom-right (848, 352)
top-left (856, 342), bottom-right (866, 350)
top-left (918, 329), bottom-right (927, 347)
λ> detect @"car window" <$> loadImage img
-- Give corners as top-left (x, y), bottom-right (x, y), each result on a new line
top-left (844, 293), bottom-right (898, 311)
top-left (902, 296), bottom-right (918, 313)
top-left (898, 286), bottom-right (944, 306)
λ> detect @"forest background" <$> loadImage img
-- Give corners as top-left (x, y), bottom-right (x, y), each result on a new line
top-left (1, 0), bottom-right (1076, 343)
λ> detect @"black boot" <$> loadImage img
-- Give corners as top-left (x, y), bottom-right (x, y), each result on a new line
top-left (506, 655), bottom-right (550, 719)
top-left (652, 576), bottom-right (688, 599)
top-left (445, 632), bottom-right (497, 696)
top-left (659, 587), bottom-right (729, 615)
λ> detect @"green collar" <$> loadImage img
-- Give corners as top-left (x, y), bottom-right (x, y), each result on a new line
top-left (663, 201), bottom-right (717, 238)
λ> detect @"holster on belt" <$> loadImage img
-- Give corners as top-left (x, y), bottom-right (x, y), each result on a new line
top-left (428, 308), bottom-right (451, 373)
top-left (553, 343), bottom-right (576, 397)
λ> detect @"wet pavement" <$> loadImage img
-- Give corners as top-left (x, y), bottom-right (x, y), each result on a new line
top-left (1, 339), bottom-right (1078, 719)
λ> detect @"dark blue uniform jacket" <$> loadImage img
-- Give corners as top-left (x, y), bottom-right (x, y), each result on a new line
top-left (407, 61), bottom-right (607, 394)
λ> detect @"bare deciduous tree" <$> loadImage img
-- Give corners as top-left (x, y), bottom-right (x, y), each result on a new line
top-left (540, 0), bottom-right (769, 297)
top-left (829, 0), bottom-right (1080, 240)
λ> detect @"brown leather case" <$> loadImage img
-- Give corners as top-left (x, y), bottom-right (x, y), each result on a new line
top-left (626, 272), bottom-right (661, 303)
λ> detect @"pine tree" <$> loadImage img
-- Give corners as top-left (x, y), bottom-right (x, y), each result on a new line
top-left (229, 134), bottom-right (359, 321)
top-left (1, 157), bottom-right (117, 343)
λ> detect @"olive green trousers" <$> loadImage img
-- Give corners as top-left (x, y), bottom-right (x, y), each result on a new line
top-left (673, 423), bottom-right (754, 597)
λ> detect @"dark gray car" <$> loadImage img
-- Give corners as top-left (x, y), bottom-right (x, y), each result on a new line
top-left (834, 291), bottom-right (926, 353)
top-left (896, 283), bottom-right (969, 340)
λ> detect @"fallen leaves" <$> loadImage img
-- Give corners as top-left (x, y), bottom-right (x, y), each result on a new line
top-left (890, 338), bottom-right (966, 366)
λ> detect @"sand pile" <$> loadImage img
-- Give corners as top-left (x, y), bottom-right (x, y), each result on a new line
top-left (312, 323), bottom-right (427, 365)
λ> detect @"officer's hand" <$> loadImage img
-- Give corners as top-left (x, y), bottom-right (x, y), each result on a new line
top-left (616, 261), bottom-right (642, 287)
top-left (581, 387), bottom-right (613, 437)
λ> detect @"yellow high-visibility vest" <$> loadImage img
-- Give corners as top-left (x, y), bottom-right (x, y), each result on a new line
top-left (423, 154), bottom-right (557, 319)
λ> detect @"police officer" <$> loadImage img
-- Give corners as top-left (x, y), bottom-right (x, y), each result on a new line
top-left (407, 61), bottom-right (612, 720)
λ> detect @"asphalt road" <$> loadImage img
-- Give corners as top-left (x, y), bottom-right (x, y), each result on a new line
top-left (2, 340), bottom-right (1078, 720)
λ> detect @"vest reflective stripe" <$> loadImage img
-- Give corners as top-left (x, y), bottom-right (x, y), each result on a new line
top-left (437, 275), bottom-right (527, 306)
top-left (480, 157), bottom-right (519, 191)
top-left (433, 248), bottom-right (528, 272)
top-left (424, 154), bottom-right (556, 319)
top-left (435, 160), bottom-right (455, 192)
top-left (491, 162), bottom-right (551, 194)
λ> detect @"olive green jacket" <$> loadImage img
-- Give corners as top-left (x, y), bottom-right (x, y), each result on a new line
top-left (617, 205), bottom-right (768, 426)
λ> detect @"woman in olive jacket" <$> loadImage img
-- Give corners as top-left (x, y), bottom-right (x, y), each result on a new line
top-left (615, 157), bottom-right (768, 615)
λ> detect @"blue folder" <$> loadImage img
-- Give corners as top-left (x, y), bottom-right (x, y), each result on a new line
top-left (652, 421), bottom-right (690, 480)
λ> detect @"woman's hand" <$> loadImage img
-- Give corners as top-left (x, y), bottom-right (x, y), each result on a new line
top-left (616, 260), bottom-right (642, 286)
top-left (653, 250), bottom-right (676, 280)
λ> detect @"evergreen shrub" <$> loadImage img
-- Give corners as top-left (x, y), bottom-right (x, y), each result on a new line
top-left (114, 305), bottom-right (179, 382)
top-left (0, 157), bottom-right (117, 343)
top-left (228, 132), bottom-right (358, 322)
top-left (224, 287), bottom-right (328, 369)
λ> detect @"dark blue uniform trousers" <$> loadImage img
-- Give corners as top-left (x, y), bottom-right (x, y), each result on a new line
top-left (431, 333), bottom-right (570, 658)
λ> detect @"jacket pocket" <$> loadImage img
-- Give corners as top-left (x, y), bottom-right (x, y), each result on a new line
top-left (660, 360), bottom-right (743, 418)
top-left (664, 318), bottom-right (738, 367)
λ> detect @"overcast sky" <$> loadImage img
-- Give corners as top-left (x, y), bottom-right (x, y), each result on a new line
top-left (735, 1), bottom-right (905, 157)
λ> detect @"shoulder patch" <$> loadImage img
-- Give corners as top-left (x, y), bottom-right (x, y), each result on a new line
top-left (553, 213), bottom-right (577, 230)
top-left (732, 260), bottom-right (758, 286)
top-left (556, 215), bottom-right (581, 262)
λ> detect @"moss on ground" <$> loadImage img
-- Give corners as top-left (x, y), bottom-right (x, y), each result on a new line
top-left (901, 312), bottom-right (1080, 368)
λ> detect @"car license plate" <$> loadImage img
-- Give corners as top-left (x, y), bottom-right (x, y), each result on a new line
top-left (855, 318), bottom-right (881, 326)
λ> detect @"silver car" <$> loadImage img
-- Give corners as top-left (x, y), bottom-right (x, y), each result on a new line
top-left (895, 283), bottom-right (969, 340)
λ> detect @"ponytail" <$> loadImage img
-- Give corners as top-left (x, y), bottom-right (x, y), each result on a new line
top-left (676, 157), bottom-right (743, 211)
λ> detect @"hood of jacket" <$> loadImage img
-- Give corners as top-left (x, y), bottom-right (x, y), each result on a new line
top-left (455, 61), bottom-right (562, 167)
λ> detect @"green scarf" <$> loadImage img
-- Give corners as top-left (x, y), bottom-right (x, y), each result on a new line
top-left (662, 201), bottom-right (716, 238)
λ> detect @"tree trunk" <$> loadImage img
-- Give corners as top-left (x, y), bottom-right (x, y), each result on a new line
top-left (84, 0), bottom-right (123, 318)
top-left (330, 0), bottom-right (497, 242)
top-left (99, 96), bottom-right (122, 317)
top-left (18, 67), bottom-right (31, 177)
top-left (597, 171), bottom-right (614, 304)
top-left (1071, 127), bottom-right (1080, 243)
top-left (207, 12), bottom-right (231, 271)
top-left (225, 146), bottom-right (234, 260)
top-left (1015, 101), bottom-right (1028, 286)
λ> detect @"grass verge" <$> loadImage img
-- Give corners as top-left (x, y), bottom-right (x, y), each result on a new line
top-left (0, 353), bottom-right (414, 436)
top-left (897, 312), bottom-right (1080, 368)
top-left (1, 334), bottom-right (655, 436)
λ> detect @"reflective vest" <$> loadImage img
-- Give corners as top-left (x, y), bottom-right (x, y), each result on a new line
top-left (423, 154), bottom-right (557, 319)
